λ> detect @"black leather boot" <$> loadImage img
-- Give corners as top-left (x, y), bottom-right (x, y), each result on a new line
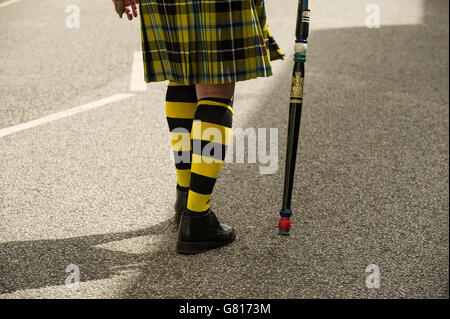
top-left (174, 189), bottom-right (188, 226)
top-left (176, 210), bottom-right (236, 254)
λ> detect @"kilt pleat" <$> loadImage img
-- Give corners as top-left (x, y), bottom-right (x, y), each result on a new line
top-left (138, 0), bottom-right (285, 84)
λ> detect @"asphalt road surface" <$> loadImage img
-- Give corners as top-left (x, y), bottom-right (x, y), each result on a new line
top-left (0, 0), bottom-right (448, 298)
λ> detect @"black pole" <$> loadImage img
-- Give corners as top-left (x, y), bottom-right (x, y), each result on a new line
top-left (278, 0), bottom-right (310, 235)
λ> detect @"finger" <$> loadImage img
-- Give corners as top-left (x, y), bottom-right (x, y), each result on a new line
top-left (132, 0), bottom-right (139, 17)
top-left (124, 0), bottom-right (133, 20)
top-left (125, 5), bottom-right (133, 20)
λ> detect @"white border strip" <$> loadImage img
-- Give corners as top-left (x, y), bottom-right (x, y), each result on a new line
top-left (0, 0), bottom-right (20, 8)
top-left (0, 94), bottom-right (135, 138)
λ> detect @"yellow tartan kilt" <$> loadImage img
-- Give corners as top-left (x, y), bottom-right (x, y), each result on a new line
top-left (138, 0), bottom-right (285, 85)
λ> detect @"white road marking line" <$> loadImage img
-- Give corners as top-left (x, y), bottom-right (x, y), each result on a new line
top-left (0, 94), bottom-right (135, 138)
top-left (0, 0), bottom-right (20, 8)
top-left (130, 51), bottom-right (147, 92)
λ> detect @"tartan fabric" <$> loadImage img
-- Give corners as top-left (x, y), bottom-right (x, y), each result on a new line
top-left (138, 0), bottom-right (285, 84)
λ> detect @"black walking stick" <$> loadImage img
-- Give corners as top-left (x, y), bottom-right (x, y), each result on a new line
top-left (278, 0), bottom-right (310, 235)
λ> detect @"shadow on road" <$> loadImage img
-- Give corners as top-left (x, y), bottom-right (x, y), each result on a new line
top-left (0, 218), bottom-right (177, 294)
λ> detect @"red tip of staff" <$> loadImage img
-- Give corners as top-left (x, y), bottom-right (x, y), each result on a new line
top-left (278, 217), bottom-right (291, 236)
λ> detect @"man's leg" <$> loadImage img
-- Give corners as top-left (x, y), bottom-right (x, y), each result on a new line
top-left (195, 83), bottom-right (235, 100)
top-left (177, 83), bottom-right (236, 254)
top-left (186, 83), bottom-right (235, 214)
top-left (165, 81), bottom-right (197, 224)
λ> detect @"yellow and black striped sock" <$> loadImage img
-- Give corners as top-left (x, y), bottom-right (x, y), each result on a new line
top-left (165, 81), bottom-right (198, 192)
top-left (187, 97), bottom-right (233, 215)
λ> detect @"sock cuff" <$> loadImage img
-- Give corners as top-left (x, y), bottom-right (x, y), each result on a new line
top-left (166, 84), bottom-right (198, 103)
top-left (197, 98), bottom-right (234, 117)
top-left (198, 97), bottom-right (233, 107)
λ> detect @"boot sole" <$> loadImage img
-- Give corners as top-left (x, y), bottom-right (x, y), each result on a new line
top-left (176, 233), bottom-right (236, 254)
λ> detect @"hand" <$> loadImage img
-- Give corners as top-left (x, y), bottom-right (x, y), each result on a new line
top-left (112, 0), bottom-right (139, 20)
